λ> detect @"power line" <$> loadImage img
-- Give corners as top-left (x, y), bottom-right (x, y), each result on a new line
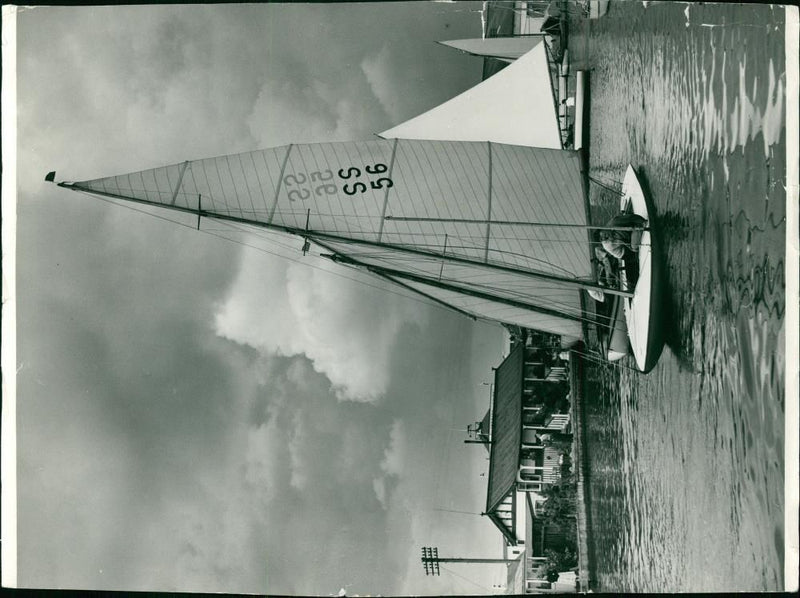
top-left (433, 507), bottom-right (482, 516)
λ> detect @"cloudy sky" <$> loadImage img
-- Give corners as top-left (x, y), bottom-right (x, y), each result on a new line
top-left (7, 2), bottom-right (521, 595)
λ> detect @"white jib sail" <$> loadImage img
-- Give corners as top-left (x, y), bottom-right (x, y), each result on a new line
top-left (379, 43), bottom-right (561, 149)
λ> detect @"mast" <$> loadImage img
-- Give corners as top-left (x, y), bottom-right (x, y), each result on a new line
top-left (385, 214), bottom-right (647, 233)
top-left (51, 179), bottom-right (632, 298)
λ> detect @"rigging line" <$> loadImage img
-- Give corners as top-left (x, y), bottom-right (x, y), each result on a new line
top-left (332, 261), bottom-right (486, 319)
top-left (202, 230), bottom-right (463, 311)
top-left (88, 189), bottom-right (598, 326)
top-left (571, 347), bottom-right (643, 373)
top-left (73, 189), bottom-right (199, 230)
top-left (362, 264), bottom-right (593, 318)
top-left (439, 565), bottom-right (495, 594)
top-left (331, 255), bottom-right (590, 323)
top-left (81, 189), bottom-right (465, 314)
top-left (209, 220), bottom-right (314, 253)
top-left (589, 176), bottom-right (622, 195)
top-left (385, 215), bottom-right (647, 234)
top-left (344, 244), bottom-right (585, 279)
top-left (433, 508), bottom-right (482, 516)
top-left (67, 182), bottom-right (621, 296)
top-left (438, 234), bottom-right (448, 282)
top-left (330, 252), bottom-right (586, 285)
top-left (493, 295), bottom-right (602, 323)
top-left (380, 232), bottom-right (625, 249)
top-left (438, 280), bottom-right (586, 308)
top-left (588, 172), bottom-right (623, 189)
top-left (310, 241), bottom-right (594, 283)
top-left (379, 232), bottom-right (623, 250)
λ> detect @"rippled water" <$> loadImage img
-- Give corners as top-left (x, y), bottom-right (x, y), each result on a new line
top-left (570, 2), bottom-right (786, 591)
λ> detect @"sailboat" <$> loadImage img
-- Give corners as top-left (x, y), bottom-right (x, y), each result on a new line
top-left (46, 42), bottom-right (663, 372)
top-left (381, 36), bottom-right (662, 371)
top-left (437, 35), bottom-right (544, 63)
top-left (381, 37), bottom-right (563, 150)
top-left (618, 165), bottom-right (664, 372)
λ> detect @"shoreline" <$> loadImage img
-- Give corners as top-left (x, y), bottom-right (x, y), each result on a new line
top-left (570, 349), bottom-right (595, 592)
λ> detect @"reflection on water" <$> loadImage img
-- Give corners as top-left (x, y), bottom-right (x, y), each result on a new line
top-left (572, 1), bottom-right (785, 591)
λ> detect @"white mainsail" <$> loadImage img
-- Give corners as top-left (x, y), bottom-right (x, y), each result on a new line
top-left (379, 42), bottom-right (561, 150)
top-left (438, 36), bottom-right (543, 61)
top-left (59, 138), bottom-right (593, 341)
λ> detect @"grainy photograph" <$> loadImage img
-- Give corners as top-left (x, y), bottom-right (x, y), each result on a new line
top-left (2, 1), bottom-right (797, 595)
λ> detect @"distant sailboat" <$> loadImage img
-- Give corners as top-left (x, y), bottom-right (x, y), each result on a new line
top-left (380, 39), bottom-right (561, 149)
top-left (437, 35), bottom-right (544, 62)
top-left (47, 43), bottom-right (663, 372)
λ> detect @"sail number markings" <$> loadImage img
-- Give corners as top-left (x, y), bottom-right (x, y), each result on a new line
top-left (284, 169), bottom-right (336, 202)
top-left (337, 163), bottom-right (393, 195)
top-left (284, 163), bottom-right (393, 201)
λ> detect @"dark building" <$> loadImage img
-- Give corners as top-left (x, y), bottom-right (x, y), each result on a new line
top-left (466, 331), bottom-right (572, 548)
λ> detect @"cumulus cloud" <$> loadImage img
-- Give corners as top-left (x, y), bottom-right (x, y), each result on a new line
top-left (215, 249), bottom-right (425, 402)
top-left (372, 478), bottom-right (388, 509)
top-left (242, 420), bottom-right (285, 502)
top-left (288, 410), bottom-right (311, 491)
top-left (372, 419), bottom-right (407, 508)
top-left (361, 45), bottom-right (405, 124)
top-left (16, 3), bottom-right (496, 594)
top-left (379, 419), bottom-right (408, 476)
top-left (244, 36), bottom-right (396, 146)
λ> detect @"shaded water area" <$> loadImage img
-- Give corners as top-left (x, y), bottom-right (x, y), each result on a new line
top-left (570, 2), bottom-right (786, 591)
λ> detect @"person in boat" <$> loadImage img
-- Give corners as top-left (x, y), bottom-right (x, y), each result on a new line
top-left (594, 245), bottom-right (614, 283)
top-left (599, 212), bottom-right (647, 260)
top-left (588, 245), bottom-right (614, 303)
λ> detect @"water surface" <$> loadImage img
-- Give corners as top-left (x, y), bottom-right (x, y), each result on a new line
top-left (571, 2), bottom-right (786, 591)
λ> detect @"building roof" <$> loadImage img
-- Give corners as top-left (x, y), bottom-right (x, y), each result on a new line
top-left (479, 408), bottom-right (492, 453)
top-left (485, 489), bottom-right (518, 545)
top-left (486, 343), bottom-right (523, 513)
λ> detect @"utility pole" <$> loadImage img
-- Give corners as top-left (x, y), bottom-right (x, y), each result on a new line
top-left (420, 546), bottom-right (517, 576)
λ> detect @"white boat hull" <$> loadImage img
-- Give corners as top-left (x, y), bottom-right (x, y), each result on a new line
top-left (606, 293), bottom-right (630, 361)
top-left (588, 1), bottom-right (610, 19)
top-left (574, 71), bottom-right (586, 150)
top-left (620, 165), bottom-right (665, 372)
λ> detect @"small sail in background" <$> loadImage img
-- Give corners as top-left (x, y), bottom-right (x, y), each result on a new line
top-left (437, 36), bottom-right (543, 62)
top-left (380, 42), bottom-right (561, 149)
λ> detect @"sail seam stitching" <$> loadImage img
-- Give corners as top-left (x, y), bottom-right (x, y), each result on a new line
top-left (484, 142), bottom-right (493, 262)
top-left (377, 137), bottom-right (399, 242)
top-left (269, 144), bottom-right (293, 224)
top-left (170, 161), bottom-right (189, 206)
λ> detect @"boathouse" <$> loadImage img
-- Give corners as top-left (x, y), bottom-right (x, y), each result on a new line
top-left (467, 330), bottom-right (571, 546)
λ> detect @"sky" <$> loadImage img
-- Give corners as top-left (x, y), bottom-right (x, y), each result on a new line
top-left (8, 3), bottom-right (518, 595)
